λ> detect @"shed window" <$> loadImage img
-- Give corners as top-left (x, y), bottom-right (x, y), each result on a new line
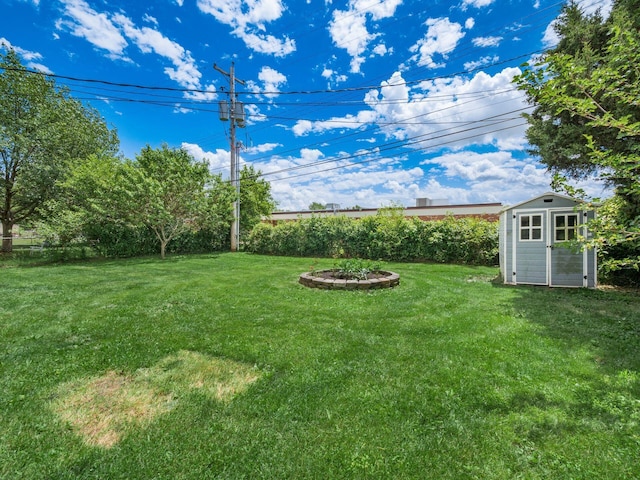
top-left (520, 214), bottom-right (543, 241)
top-left (555, 214), bottom-right (578, 242)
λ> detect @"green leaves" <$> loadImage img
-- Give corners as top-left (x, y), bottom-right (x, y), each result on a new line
top-left (245, 214), bottom-right (498, 265)
top-left (239, 165), bottom-right (276, 236)
top-left (0, 49), bottom-right (118, 252)
top-left (514, 1), bottom-right (640, 280)
top-left (57, 146), bottom-right (236, 259)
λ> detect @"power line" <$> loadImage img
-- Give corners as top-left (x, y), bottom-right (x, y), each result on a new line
top-left (262, 121), bottom-right (530, 184)
top-left (1, 47), bottom-right (539, 98)
top-left (252, 108), bottom-right (531, 180)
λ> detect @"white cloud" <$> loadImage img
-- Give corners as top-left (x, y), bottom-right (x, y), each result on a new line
top-left (244, 103), bottom-right (268, 123)
top-left (465, 17), bottom-right (475, 29)
top-left (329, 8), bottom-right (374, 73)
top-left (245, 142), bottom-right (282, 154)
top-left (260, 142), bottom-right (610, 209)
top-left (328, 0), bottom-right (402, 73)
top-left (0, 38), bottom-right (40, 60)
top-left (409, 17), bottom-right (465, 68)
top-left (255, 146), bottom-right (427, 210)
top-left (461, 0), bottom-right (495, 9)
top-left (372, 43), bottom-right (390, 57)
top-left (241, 31), bottom-right (296, 57)
top-left (142, 14), bottom-right (158, 26)
top-left (27, 62), bottom-right (53, 74)
top-left (421, 151), bottom-right (550, 205)
top-left (0, 38), bottom-right (53, 73)
top-left (113, 14), bottom-right (203, 90)
top-left (424, 151), bottom-right (523, 181)
top-left (55, 2), bottom-right (218, 99)
top-left (257, 66), bottom-right (287, 98)
top-left (196, 0), bottom-right (295, 57)
top-left (295, 67), bottom-right (530, 158)
top-left (472, 36), bottom-right (502, 47)
top-left (464, 55), bottom-right (499, 71)
top-left (56, 0), bottom-right (128, 60)
top-left (292, 110), bottom-right (378, 137)
top-left (320, 65), bottom-right (348, 87)
top-left (381, 69), bottom-right (530, 151)
top-left (292, 120), bottom-right (313, 137)
top-left (579, 0), bottom-right (613, 16)
top-left (182, 143), bottom-right (229, 172)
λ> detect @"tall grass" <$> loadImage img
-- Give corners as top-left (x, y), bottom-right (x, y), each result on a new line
top-left (1, 253), bottom-right (638, 479)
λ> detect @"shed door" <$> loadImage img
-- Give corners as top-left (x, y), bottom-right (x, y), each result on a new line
top-left (514, 211), bottom-right (547, 285)
top-left (550, 211), bottom-right (584, 286)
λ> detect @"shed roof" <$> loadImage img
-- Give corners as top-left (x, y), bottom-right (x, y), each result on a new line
top-left (501, 191), bottom-right (583, 212)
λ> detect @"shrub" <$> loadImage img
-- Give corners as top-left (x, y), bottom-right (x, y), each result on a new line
top-left (246, 214), bottom-right (499, 266)
top-left (82, 221), bottom-right (229, 258)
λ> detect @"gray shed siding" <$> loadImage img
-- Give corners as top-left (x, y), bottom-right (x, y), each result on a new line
top-left (499, 193), bottom-right (597, 288)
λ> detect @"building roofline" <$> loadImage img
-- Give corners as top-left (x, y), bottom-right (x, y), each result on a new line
top-left (271, 202), bottom-right (503, 216)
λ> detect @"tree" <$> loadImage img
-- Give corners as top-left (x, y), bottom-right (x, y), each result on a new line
top-left (308, 202), bottom-right (326, 211)
top-left (239, 164), bottom-right (276, 237)
top-left (514, 1), bottom-right (640, 274)
top-left (60, 146), bottom-right (235, 259)
top-left (0, 49), bottom-right (118, 252)
top-left (40, 154), bottom-right (126, 246)
top-left (130, 145), bottom-right (235, 259)
top-left (514, 3), bottom-right (613, 179)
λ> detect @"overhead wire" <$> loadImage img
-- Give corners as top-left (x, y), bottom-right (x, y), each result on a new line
top-left (246, 106), bottom-right (531, 181)
top-left (261, 121), bottom-right (530, 184)
top-left (0, 0), bottom-right (565, 186)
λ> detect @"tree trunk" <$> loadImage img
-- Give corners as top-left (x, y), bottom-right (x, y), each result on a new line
top-left (160, 240), bottom-right (167, 260)
top-left (1, 219), bottom-right (13, 253)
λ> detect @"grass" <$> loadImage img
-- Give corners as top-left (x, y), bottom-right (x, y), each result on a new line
top-left (1, 253), bottom-right (639, 479)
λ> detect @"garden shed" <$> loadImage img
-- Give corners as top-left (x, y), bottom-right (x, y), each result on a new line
top-left (499, 192), bottom-right (597, 288)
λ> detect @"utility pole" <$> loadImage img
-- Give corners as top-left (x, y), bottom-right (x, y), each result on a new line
top-left (214, 62), bottom-right (246, 252)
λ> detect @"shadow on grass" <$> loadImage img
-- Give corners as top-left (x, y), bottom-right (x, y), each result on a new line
top-left (489, 282), bottom-right (640, 452)
top-left (1, 250), bottom-right (223, 268)
top-left (492, 283), bottom-right (640, 374)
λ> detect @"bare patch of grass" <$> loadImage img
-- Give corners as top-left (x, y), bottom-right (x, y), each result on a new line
top-left (52, 371), bottom-right (171, 448)
top-left (51, 351), bottom-right (261, 448)
top-left (138, 350), bottom-right (261, 402)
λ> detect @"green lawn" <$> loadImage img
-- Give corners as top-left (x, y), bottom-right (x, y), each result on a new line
top-left (1, 253), bottom-right (638, 479)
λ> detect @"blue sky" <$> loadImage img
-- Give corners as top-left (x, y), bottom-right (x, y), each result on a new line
top-left (2, 0), bottom-right (612, 210)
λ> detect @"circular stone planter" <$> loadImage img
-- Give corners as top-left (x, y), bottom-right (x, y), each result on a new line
top-left (299, 269), bottom-right (400, 290)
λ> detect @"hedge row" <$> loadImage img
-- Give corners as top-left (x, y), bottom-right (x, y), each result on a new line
top-left (83, 222), bottom-right (230, 257)
top-left (245, 214), bottom-right (499, 265)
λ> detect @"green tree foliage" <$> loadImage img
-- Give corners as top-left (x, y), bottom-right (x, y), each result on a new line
top-left (514, 1), bottom-right (640, 278)
top-left (0, 49), bottom-right (118, 252)
top-left (515, 3), bottom-right (612, 179)
top-left (308, 202), bottom-right (326, 211)
top-left (239, 165), bottom-right (276, 237)
top-left (59, 146), bottom-right (235, 259)
top-left (132, 145), bottom-right (219, 259)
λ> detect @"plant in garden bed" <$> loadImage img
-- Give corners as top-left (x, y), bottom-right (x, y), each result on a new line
top-left (307, 258), bottom-right (383, 279)
top-left (332, 258), bottom-right (382, 280)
